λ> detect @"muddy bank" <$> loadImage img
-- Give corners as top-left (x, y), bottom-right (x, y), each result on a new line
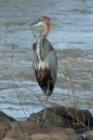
top-left (0, 105), bottom-right (93, 140)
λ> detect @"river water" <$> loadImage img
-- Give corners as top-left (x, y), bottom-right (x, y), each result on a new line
top-left (0, 0), bottom-right (93, 120)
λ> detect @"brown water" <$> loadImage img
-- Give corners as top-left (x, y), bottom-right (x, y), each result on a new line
top-left (0, 0), bottom-right (93, 120)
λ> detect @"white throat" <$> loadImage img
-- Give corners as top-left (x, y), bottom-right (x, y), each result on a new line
top-left (36, 41), bottom-right (48, 69)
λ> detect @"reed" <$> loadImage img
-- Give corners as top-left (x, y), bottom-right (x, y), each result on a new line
top-left (62, 63), bottom-right (90, 131)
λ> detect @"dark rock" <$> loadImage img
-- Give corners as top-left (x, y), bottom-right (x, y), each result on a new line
top-left (47, 105), bottom-right (93, 130)
top-left (28, 110), bottom-right (65, 127)
top-left (47, 105), bottom-right (92, 123)
top-left (0, 111), bottom-right (16, 139)
top-left (89, 117), bottom-right (93, 127)
top-left (28, 105), bottom-right (93, 131)
top-left (0, 111), bottom-right (15, 122)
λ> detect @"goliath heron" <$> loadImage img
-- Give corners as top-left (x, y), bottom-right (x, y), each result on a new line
top-left (32, 16), bottom-right (58, 121)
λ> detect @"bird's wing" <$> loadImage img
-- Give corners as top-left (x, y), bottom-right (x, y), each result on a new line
top-left (45, 50), bottom-right (58, 85)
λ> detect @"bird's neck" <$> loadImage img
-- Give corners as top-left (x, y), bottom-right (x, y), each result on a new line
top-left (36, 39), bottom-right (48, 69)
top-left (36, 46), bottom-right (48, 69)
top-left (42, 24), bottom-right (50, 38)
top-left (36, 41), bottom-right (43, 61)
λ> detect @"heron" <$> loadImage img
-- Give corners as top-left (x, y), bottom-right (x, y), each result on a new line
top-left (31, 16), bottom-right (58, 121)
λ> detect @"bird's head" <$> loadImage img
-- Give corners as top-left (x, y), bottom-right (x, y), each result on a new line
top-left (31, 16), bottom-right (51, 38)
top-left (31, 16), bottom-right (50, 28)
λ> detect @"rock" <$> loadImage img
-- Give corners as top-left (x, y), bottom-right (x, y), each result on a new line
top-left (68, 134), bottom-right (82, 140)
top-left (29, 105), bottom-right (93, 130)
top-left (31, 134), bottom-right (54, 140)
top-left (47, 105), bottom-right (92, 123)
top-left (0, 111), bottom-right (15, 122)
top-left (86, 130), bottom-right (93, 140)
top-left (0, 131), bottom-right (6, 140)
top-left (89, 117), bottom-right (93, 127)
top-left (49, 128), bottom-right (82, 140)
top-left (29, 110), bottom-right (65, 127)
top-left (3, 122), bottom-right (31, 140)
top-left (0, 111), bottom-right (16, 140)
top-left (3, 120), bottom-right (82, 140)
top-left (3, 133), bottom-right (31, 140)
top-left (0, 107), bottom-right (92, 140)
top-left (31, 128), bottom-right (82, 140)
top-left (0, 122), bottom-right (9, 140)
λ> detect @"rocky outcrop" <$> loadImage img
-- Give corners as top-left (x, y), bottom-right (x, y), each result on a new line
top-left (29, 105), bottom-right (93, 131)
top-left (0, 106), bottom-right (93, 140)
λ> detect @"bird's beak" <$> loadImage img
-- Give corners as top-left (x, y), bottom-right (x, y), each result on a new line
top-left (31, 19), bottom-right (43, 27)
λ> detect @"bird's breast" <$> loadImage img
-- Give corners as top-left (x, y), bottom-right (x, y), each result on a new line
top-left (35, 65), bottom-right (50, 83)
top-left (37, 61), bottom-right (48, 69)
top-left (35, 66), bottom-right (54, 95)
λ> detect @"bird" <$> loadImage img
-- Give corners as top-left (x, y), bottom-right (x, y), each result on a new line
top-left (31, 16), bottom-right (58, 121)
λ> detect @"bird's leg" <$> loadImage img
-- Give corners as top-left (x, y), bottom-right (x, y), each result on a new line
top-left (40, 81), bottom-right (50, 127)
top-left (43, 95), bottom-right (49, 120)
top-left (40, 95), bottom-right (48, 128)
top-left (43, 80), bottom-right (50, 121)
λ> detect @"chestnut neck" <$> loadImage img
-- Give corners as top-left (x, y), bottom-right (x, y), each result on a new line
top-left (42, 23), bottom-right (50, 39)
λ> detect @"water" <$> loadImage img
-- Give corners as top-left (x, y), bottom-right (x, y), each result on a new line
top-left (0, 0), bottom-right (93, 120)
